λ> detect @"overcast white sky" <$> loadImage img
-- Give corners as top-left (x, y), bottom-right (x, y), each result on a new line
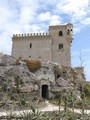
top-left (0, 0), bottom-right (90, 81)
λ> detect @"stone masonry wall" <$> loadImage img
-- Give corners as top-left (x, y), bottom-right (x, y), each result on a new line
top-left (12, 23), bottom-right (73, 67)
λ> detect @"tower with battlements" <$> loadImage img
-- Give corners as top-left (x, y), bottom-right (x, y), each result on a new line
top-left (12, 23), bottom-right (73, 67)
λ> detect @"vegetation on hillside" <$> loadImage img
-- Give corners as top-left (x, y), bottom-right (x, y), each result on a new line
top-left (26, 59), bottom-right (41, 72)
top-left (16, 59), bottom-right (41, 72)
top-left (0, 55), bottom-right (90, 119)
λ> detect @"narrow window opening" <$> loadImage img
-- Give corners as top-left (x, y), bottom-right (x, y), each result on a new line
top-left (19, 57), bottom-right (22, 60)
top-left (39, 56), bottom-right (41, 59)
top-left (59, 44), bottom-right (63, 49)
top-left (30, 43), bottom-right (32, 48)
top-left (59, 31), bottom-right (63, 36)
top-left (67, 29), bottom-right (70, 35)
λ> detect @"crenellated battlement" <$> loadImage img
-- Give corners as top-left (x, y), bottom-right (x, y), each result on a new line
top-left (13, 32), bottom-right (50, 38)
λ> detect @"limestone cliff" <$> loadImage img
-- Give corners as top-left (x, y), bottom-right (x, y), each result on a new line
top-left (0, 54), bottom-right (85, 110)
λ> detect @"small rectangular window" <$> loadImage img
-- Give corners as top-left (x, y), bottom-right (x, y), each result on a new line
top-left (59, 44), bottom-right (63, 49)
top-left (30, 43), bottom-right (32, 48)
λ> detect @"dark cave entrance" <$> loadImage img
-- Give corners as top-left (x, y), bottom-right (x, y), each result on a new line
top-left (42, 85), bottom-right (49, 99)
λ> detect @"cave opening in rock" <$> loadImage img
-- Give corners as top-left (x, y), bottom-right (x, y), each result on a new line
top-left (42, 85), bottom-right (49, 99)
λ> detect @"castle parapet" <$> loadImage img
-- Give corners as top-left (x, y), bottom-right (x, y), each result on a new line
top-left (13, 32), bottom-right (50, 38)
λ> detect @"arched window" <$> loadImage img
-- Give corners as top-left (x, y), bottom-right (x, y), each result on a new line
top-left (59, 31), bottom-right (63, 36)
top-left (67, 29), bottom-right (70, 35)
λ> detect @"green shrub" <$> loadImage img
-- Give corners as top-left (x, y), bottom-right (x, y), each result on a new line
top-left (19, 94), bottom-right (27, 106)
top-left (2, 83), bottom-right (7, 91)
top-left (83, 82), bottom-right (90, 96)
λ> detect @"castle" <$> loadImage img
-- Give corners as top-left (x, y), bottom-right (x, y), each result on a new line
top-left (12, 23), bottom-right (73, 67)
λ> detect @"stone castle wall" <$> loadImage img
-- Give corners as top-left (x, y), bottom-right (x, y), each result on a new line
top-left (12, 33), bottom-right (51, 61)
top-left (12, 23), bottom-right (73, 67)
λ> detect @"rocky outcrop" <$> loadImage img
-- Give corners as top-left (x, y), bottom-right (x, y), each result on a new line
top-left (0, 54), bottom-right (85, 110)
top-left (0, 54), bottom-right (16, 65)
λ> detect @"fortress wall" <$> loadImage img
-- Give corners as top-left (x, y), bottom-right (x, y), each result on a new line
top-left (12, 35), bottom-right (51, 61)
top-left (12, 23), bottom-right (73, 67)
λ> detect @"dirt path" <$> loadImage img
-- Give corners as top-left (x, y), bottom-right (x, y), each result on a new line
top-left (39, 101), bottom-right (90, 114)
top-left (0, 102), bottom-right (90, 117)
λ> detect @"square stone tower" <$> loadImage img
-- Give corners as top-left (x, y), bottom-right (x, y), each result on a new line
top-left (49, 23), bottom-right (73, 66)
top-left (12, 23), bottom-right (73, 67)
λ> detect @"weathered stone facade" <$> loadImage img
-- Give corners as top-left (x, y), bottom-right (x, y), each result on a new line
top-left (12, 23), bottom-right (73, 67)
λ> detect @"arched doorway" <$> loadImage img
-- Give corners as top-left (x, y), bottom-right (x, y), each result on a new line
top-left (42, 85), bottom-right (49, 99)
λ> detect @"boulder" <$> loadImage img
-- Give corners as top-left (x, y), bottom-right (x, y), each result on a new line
top-left (0, 54), bottom-right (16, 65)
